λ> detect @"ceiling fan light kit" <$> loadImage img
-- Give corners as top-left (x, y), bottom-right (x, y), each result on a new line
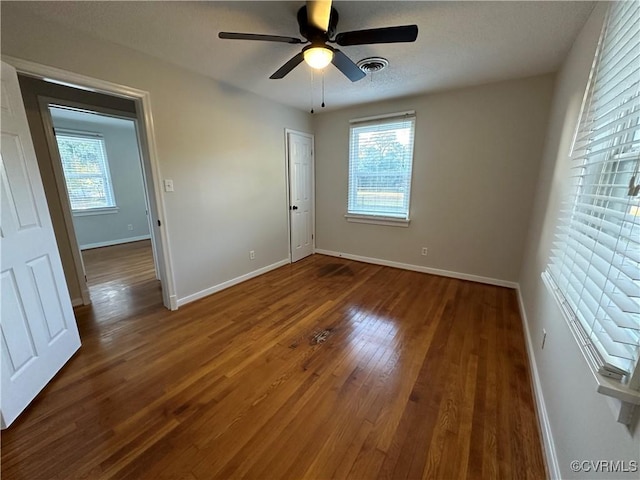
top-left (218, 0), bottom-right (418, 81)
top-left (303, 45), bottom-right (334, 69)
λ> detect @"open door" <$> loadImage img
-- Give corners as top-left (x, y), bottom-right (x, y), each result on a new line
top-left (1, 62), bottom-right (81, 428)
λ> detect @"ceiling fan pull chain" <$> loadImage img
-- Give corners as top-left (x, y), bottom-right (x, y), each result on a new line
top-left (321, 71), bottom-right (326, 108)
top-left (310, 69), bottom-right (315, 114)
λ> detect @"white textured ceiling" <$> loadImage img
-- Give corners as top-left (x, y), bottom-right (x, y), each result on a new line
top-left (4, 1), bottom-right (595, 112)
top-left (49, 106), bottom-right (135, 128)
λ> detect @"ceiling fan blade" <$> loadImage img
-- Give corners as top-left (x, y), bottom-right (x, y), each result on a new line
top-left (270, 52), bottom-right (305, 79)
top-left (332, 50), bottom-right (366, 82)
top-left (306, 0), bottom-right (332, 32)
top-left (219, 32), bottom-right (303, 44)
top-left (335, 25), bottom-right (418, 46)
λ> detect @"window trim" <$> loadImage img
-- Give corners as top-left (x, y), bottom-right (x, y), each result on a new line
top-left (347, 111), bottom-right (416, 222)
top-left (55, 128), bottom-right (118, 212)
top-left (349, 110), bottom-right (416, 125)
top-left (72, 206), bottom-right (120, 217)
top-left (344, 213), bottom-right (410, 227)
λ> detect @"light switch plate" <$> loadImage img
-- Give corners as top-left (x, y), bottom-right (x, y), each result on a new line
top-left (164, 179), bottom-right (174, 192)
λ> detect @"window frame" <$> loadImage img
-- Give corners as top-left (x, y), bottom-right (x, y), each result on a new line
top-left (54, 129), bottom-right (118, 214)
top-left (346, 111), bottom-right (416, 227)
top-left (542, 1), bottom-right (640, 423)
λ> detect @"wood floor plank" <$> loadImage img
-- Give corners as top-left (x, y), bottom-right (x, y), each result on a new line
top-left (1, 242), bottom-right (547, 479)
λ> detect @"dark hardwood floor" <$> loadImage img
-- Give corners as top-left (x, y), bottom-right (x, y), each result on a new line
top-left (83, 239), bottom-right (156, 288)
top-left (80, 239), bottom-right (162, 327)
top-left (1, 249), bottom-right (546, 479)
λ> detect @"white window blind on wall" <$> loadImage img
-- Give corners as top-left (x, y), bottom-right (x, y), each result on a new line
top-left (55, 131), bottom-right (116, 211)
top-left (544, 0), bottom-right (640, 382)
top-left (348, 113), bottom-right (416, 219)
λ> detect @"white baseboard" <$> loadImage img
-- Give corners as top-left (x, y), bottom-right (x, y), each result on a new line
top-left (169, 295), bottom-right (178, 311)
top-left (71, 297), bottom-right (83, 307)
top-left (80, 235), bottom-right (151, 250)
top-left (176, 259), bottom-right (290, 307)
top-left (81, 287), bottom-right (91, 306)
top-left (314, 249), bottom-right (518, 289)
top-left (516, 287), bottom-right (560, 479)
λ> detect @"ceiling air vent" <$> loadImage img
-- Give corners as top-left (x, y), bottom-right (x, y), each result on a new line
top-left (357, 57), bottom-right (389, 74)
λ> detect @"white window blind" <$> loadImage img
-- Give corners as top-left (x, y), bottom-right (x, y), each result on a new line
top-left (55, 131), bottom-right (116, 211)
top-left (544, 1), bottom-right (640, 384)
top-left (348, 113), bottom-right (416, 219)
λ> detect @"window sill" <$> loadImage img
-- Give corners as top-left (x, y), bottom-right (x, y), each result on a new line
top-left (345, 214), bottom-right (410, 227)
top-left (72, 207), bottom-right (119, 217)
top-left (541, 271), bottom-right (640, 424)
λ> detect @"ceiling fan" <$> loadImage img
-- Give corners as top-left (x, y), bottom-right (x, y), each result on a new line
top-left (218, 0), bottom-right (418, 82)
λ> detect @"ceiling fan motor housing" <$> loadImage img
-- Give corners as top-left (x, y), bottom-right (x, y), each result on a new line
top-left (297, 6), bottom-right (339, 40)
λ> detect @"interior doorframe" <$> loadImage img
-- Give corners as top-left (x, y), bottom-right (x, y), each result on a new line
top-left (38, 97), bottom-right (161, 305)
top-left (284, 128), bottom-right (315, 262)
top-left (3, 55), bottom-right (178, 310)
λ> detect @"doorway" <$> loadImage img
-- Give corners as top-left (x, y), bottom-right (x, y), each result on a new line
top-left (286, 129), bottom-right (315, 262)
top-left (13, 64), bottom-right (175, 310)
top-left (42, 103), bottom-right (160, 312)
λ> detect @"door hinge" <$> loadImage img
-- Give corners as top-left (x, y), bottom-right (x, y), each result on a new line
top-left (157, 219), bottom-right (162, 227)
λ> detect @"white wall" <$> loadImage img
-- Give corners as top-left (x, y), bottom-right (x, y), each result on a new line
top-left (519, 4), bottom-right (640, 478)
top-left (1, 7), bottom-right (312, 304)
top-left (314, 75), bottom-right (554, 284)
top-left (51, 114), bottom-right (150, 249)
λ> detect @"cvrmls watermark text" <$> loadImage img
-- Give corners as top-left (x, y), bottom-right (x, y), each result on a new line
top-left (570, 460), bottom-right (638, 473)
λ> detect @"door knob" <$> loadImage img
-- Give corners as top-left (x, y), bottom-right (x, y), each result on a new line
top-left (290, 205), bottom-right (299, 210)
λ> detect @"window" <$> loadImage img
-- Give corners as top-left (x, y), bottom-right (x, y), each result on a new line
top-left (542, 1), bottom-right (640, 416)
top-left (55, 130), bottom-right (116, 211)
top-left (347, 112), bottom-right (415, 225)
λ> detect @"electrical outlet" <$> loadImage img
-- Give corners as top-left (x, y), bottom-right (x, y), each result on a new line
top-left (249, 250), bottom-right (255, 260)
top-left (421, 247), bottom-right (428, 256)
top-left (541, 329), bottom-right (547, 349)
top-left (127, 224), bottom-right (133, 231)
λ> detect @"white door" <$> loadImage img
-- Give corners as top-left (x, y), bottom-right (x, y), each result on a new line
top-left (287, 131), bottom-right (314, 262)
top-left (0, 62), bottom-right (81, 428)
